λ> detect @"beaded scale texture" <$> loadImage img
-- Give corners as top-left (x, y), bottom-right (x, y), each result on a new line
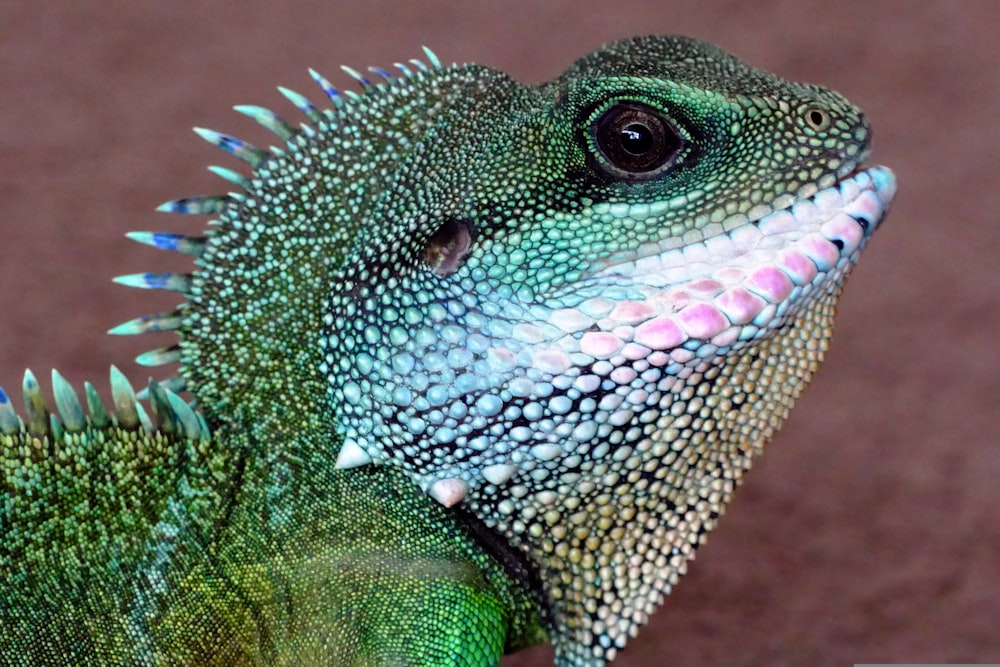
top-left (0, 36), bottom-right (894, 666)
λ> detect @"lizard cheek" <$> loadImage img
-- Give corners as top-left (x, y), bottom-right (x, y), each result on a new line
top-left (424, 217), bottom-right (475, 277)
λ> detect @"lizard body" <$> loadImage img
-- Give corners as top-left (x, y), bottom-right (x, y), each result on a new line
top-left (0, 36), bottom-right (895, 666)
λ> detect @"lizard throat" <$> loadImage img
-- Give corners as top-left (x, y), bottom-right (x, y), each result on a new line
top-left (329, 165), bottom-right (897, 503)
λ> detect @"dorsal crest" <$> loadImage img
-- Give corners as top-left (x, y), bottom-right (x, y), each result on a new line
top-left (109, 48), bottom-right (450, 422)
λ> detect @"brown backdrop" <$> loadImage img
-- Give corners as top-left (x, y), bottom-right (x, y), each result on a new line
top-left (2, 2), bottom-right (997, 665)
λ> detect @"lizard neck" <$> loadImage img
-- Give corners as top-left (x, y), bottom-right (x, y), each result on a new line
top-left (180, 215), bottom-right (340, 447)
top-left (488, 287), bottom-right (842, 661)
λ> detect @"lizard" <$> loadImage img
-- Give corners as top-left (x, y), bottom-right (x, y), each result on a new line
top-left (0, 34), bottom-right (896, 666)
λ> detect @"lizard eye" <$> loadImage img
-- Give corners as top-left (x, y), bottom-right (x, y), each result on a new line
top-left (592, 102), bottom-right (683, 180)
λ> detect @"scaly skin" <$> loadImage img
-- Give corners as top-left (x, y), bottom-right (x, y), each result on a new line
top-left (0, 36), bottom-right (895, 666)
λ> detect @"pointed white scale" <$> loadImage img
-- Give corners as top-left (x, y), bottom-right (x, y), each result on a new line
top-left (482, 463), bottom-right (517, 486)
top-left (428, 477), bottom-right (468, 508)
top-left (334, 440), bottom-right (373, 469)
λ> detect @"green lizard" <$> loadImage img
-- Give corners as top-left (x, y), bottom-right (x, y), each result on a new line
top-left (0, 35), bottom-right (895, 666)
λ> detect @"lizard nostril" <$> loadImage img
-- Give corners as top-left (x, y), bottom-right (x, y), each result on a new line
top-left (803, 107), bottom-right (831, 131)
top-left (425, 217), bottom-right (475, 277)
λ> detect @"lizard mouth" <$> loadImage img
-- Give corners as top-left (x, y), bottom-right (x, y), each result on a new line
top-left (550, 166), bottom-right (896, 359)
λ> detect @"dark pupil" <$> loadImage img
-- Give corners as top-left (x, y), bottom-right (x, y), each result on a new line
top-left (620, 123), bottom-right (653, 155)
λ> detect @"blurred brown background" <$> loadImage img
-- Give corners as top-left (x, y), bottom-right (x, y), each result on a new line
top-left (1, 2), bottom-right (997, 665)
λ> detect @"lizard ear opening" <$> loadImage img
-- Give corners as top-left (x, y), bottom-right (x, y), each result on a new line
top-left (424, 217), bottom-right (475, 277)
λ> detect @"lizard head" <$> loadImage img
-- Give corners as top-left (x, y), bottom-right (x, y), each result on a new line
top-left (318, 35), bottom-right (896, 662)
top-left (120, 35), bottom-right (895, 665)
